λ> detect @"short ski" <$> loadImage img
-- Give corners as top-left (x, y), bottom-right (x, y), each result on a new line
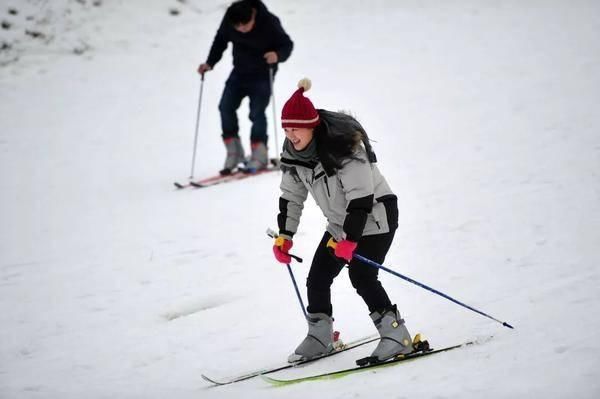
top-left (174, 172), bottom-right (239, 189)
top-left (201, 334), bottom-right (378, 386)
top-left (261, 338), bottom-right (484, 386)
top-left (174, 164), bottom-right (279, 190)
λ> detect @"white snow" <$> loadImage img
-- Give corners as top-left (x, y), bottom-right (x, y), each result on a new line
top-left (1, 0), bottom-right (599, 398)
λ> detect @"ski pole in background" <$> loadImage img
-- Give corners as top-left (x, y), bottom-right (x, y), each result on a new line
top-left (189, 73), bottom-right (205, 179)
top-left (267, 228), bottom-right (306, 318)
top-left (327, 238), bottom-right (514, 329)
top-left (268, 67), bottom-right (280, 162)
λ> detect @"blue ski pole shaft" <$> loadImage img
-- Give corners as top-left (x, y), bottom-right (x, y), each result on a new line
top-left (353, 253), bottom-right (514, 329)
top-left (286, 263), bottom-right (307, 318)
top-left (266, 228), bottom-right (307, 318)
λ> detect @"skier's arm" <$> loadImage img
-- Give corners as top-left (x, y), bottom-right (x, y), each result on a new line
top-left (277, 168), bottom-right (308, 238)
top-left (269, 15), bottom-right (293, 63)
top-left (337, 152), bottom-right (375, 242)
top-left (205, 20), bottom-right (229, 68)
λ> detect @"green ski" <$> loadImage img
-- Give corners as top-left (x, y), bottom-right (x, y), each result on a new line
top-left (261, 339), bottom-right (481, 386)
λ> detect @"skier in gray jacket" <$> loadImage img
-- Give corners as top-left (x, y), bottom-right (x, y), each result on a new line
top-left (272, 78), bottom-right (414, 363)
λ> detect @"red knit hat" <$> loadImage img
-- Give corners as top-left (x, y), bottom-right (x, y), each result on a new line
top-left (281, 78), bottom-right (320, 128)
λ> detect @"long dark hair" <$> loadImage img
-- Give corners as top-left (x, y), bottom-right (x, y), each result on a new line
top-left (314, 110), bottom-right (377, 176)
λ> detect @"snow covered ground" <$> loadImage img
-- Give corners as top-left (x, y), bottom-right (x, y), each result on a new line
top-left (1, 0), bottom-right (599, 397)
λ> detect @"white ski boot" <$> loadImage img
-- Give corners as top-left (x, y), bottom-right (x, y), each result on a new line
top-left (369, 305), bottom-right (413, 362)
top-left (287, 312), bottom-right (335, 363)
top-left (220, 137), bottom-right (245, 175)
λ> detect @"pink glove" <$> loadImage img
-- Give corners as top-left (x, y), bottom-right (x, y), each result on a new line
top-left (273, 236), bottom-right (293, 264)
top-left (334, 240), bottom-right (358, 262)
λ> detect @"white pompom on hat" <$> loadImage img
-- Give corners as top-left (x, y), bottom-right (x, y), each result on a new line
top-left (281, 78), bottom-right (320, 129)
top-left (297, 77), bottom-right (311, 91)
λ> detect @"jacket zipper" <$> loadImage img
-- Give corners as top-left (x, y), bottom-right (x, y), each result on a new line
top-left (324, 177), bottom-right (331, 197)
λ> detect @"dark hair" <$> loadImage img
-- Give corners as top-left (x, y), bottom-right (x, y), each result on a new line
top-left (226, 0), bottom-right (255, 25)
top-left (314, 110), bottom-right (377, 176)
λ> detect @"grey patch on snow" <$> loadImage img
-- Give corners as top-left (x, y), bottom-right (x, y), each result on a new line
top-left (75, 0), bottom-right (103, 6)
top-left (19, 348), bottom-right (33, 357)
top-left (1, 272), bottom-right (21, 281)
top-left (0, 54), bottom-right (18, 66)
top-left (163, 297), bottom-right (237, 320)
top-left (448, 219), bottom-right (480, 232)
top-left (176, 249), bottom-right (205, 256)
top-left (72, 40), bottom-right (90, 55)
top-left (25, 30), bottom-right (45, 39)
top-left (23, 385), bottom-right (44, 392)
top-left (0, 283), bottom-right (16, 288)
top-left (0, 260), bottom-right (45, 271)
top-left (554, 346), bottom-right (568, 354)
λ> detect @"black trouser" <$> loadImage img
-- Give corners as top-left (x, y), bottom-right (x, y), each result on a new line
top-left (306, 199), bottom-right (398, 316)
top-left (218, 70), bottom-right (271, 145)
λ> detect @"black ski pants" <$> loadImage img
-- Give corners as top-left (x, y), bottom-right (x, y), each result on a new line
top-left (306, 200), bottom-right (398, 316)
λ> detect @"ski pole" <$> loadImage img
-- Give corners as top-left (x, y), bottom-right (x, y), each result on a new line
top-left (327, 238), bottom-right (514, 329)
top-left (266, 229), bottom-right (306, 318)
top-left (286, 263), bottom-right (307, 318)
top-left (268, 66), bottom-right (279, 161)
top-left (189, 73), bottom-right (205, 179)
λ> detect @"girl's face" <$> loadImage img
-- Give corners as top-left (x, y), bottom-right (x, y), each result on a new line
top-left (284, 127), bottom-right (314, 151)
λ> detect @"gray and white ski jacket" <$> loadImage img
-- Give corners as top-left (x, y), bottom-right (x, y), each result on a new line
top-left (277, 146), bottom-right (397, 242)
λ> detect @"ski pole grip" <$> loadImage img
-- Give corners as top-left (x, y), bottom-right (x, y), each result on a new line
top-left (289, 254), bottom-right (303, 263)
top-left (267, 228), bottom-right (303, 263)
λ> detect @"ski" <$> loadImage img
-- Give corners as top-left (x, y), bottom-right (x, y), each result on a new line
top-left (174, 172), bottom-right (238, 189)
top-left (261, 338), bottom-right (486, 386)
top-left (174, 165), bottom-right (279, 190)
top-left (201, 334), bottom-right (379, 386)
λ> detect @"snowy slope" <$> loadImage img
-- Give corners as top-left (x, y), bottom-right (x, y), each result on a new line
top-left (1, 0), bottom-right (599, 398)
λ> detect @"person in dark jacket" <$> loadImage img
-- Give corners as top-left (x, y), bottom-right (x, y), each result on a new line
top-left (198, 0), bottom-right (293, 174)
top-left (272, 78), bottom-right (414, 364)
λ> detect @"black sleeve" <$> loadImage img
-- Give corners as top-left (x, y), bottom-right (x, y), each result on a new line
top-left (277, 197), bottom-right (296, 238)
top-left (269, 15), bottom-right (293, 63)
top-left (342, 194), bottom-right (374, 242)
top-left (205, 19), bottom-right (229, 68)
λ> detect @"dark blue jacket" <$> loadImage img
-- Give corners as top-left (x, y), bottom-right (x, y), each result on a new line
top-left (206, 0), bottom-right (293, 76)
